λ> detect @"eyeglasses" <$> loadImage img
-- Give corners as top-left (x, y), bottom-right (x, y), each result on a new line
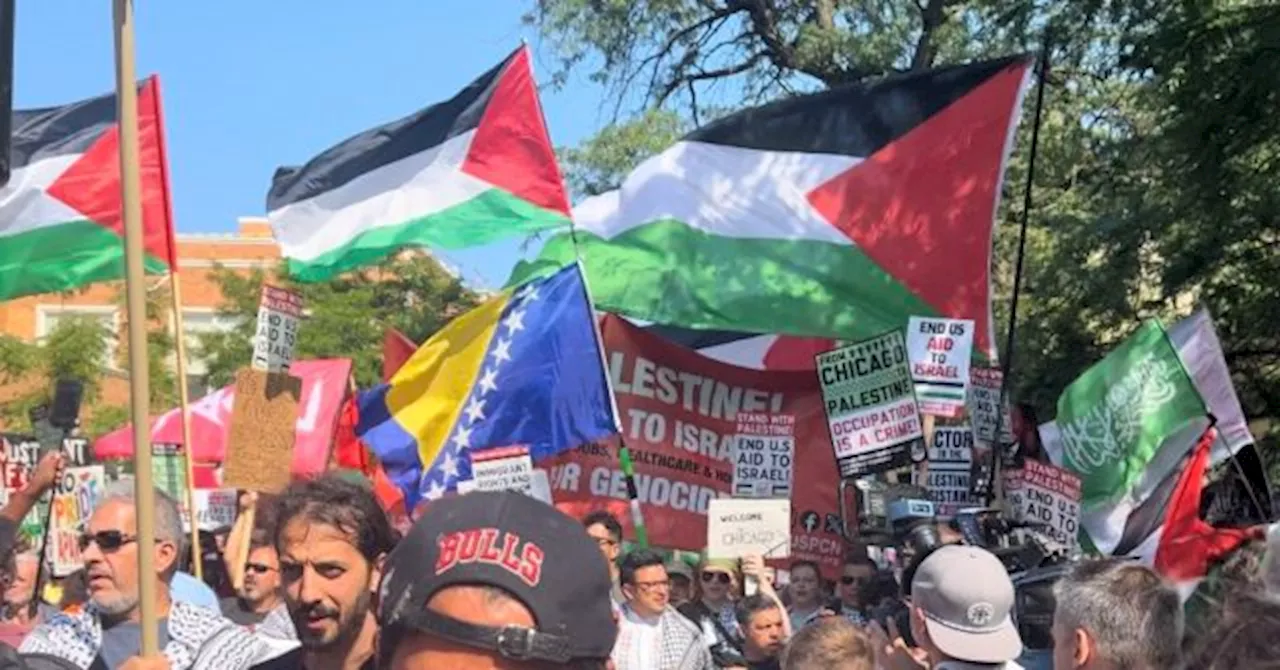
top-left (78, 530), bottom-right (137, 553)
top-left (245, 563), bottom-right (277, 575)
top-left (633, 580), bottom-right (670, 592)
top-left (701, 571), bottom-right (732, 585)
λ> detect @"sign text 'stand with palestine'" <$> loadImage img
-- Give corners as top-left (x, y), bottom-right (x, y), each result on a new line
top-left (905, 317), bottom-right (974, 418)
top-left (816, 331), bottom-right (924, 477)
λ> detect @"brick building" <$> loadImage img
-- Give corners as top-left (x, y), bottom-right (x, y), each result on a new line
top-left (0, 217), bottom-right (279, 416)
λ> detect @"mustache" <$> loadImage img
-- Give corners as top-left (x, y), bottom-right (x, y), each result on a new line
top-left (296, 602), bottom-right (340, 619)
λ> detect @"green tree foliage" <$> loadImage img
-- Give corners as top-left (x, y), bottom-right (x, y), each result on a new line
top-left (196, 252), bottom-right (480, 389)
top-left (533, 0), bottom-right (1279, 434)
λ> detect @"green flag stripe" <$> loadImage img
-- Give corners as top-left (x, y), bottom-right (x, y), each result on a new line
top-left (0, 220), bottom-right (168, 301)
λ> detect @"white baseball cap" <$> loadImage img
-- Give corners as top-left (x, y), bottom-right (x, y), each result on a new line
top-left (910, 545), bottom-right (1023, 663)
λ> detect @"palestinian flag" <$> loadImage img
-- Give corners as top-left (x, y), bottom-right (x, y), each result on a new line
top-left (268, 46), bottom-right (571, 282)
top-left (1, 76), bottom-right (176, 302)
top-left (511, 56), bottom-right (1033, 356)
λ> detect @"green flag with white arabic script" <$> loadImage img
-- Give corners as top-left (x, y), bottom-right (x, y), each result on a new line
top-left (1054, 320), bottom-right (1206, 505)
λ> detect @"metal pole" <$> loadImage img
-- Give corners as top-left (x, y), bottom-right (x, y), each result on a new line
top-left (984, 35), bottom-right (1051, 506)
top-left (113, 0), bottom-right (159, 654)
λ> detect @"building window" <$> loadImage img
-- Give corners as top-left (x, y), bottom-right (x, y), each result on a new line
top-left (178, 309), bottom-right (242, 376)
top-left (35, 305), bottom-right (120, 367)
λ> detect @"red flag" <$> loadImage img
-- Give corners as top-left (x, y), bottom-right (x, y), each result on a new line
top-left (383, 328), bottom-right (417, 381)
top-left (1154, 427), bottom-right (1262, 593)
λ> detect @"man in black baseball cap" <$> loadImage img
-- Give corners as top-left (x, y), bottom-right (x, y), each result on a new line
top-left (376, 491), bottom-right (618, 669)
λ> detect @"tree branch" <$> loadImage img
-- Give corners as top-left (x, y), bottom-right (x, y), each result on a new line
top-left (657, 51), bottom-right (769, 105)
top-left (910, 0), bottom-right (950, 71)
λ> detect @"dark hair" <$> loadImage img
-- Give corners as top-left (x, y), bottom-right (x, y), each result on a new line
top-left (618, 549), bottom-right (666, 586)
top-left (248, 527), bottom-right (274, 551)
top-left (790, 560), bottom-right (821, 578)
top-left (271, 474), bottom-right (396, 563)
top-left (582, 510), bottom-right (623, 542)
top-left (1187, 592), bottom-right (1280, 669)
top-left (843, 554), bottom-right (876, 571)
top-left (736, 593), bottom-right (781, 628)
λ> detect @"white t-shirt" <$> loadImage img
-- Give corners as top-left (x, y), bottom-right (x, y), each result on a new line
top-left (613, 606), bottom-right (662, 670)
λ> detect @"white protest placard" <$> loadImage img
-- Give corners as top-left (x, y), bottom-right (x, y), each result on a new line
top-left (968, 367), bottom-right (1015, 447)
top-left (191, 489), bottom-right (239, 531)
top-left (731, 412), bottom-right (795, 498)
top-left (458, 469), bottom-right (554, 505)
top-left (50, 465), bottom-right (106, 576)
top-left (925, 427), bottom-right (977, 516)
top-left (458, 446), bottom-right (553, 504)
top-left (251, 285), bottom-right (304, 373)
top-left (1005, 460), bottom-right (1081, 550)
top-left (816, 331), bottom-right (924, 477)
top-left (706, 498), bottom-right (792, 560)
top-left (906, 317), bottom-right (975, 418)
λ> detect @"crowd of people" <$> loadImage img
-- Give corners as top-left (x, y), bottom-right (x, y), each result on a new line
top-left (0, 454), bottom-right (1270, 668)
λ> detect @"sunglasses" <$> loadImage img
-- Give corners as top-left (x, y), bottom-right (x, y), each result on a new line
top-left (840, 576), bottom-right (868, 585)
top-left (245, 563), bottom-right (276, 575)
top-left (701, 571), bottom-right (732, 585)
top-left (78, 530), bottom-right (137, 553)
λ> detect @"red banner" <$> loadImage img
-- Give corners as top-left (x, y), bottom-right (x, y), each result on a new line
top-left (93, 359), bottom-right (352, 480)
top-left (549, 316), bottom-right (846, 577)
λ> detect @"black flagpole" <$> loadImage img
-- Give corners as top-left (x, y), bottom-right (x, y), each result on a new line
top-left (981, 33), bottom-right (1051, 506)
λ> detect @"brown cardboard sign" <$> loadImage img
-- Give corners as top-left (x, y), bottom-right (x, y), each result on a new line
top-left (222, 369), bottom-right (303, 494)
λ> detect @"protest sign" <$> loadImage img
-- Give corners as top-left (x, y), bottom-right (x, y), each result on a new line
top-left (548, 316), bottom-right (844, 577)
top-left (252, 285), bottom-right (303, 374)
top-left (222, 369), bottom-right (303, 494)
top-left (1, 434), bottom-right (91, 540)
top-left (925, 427), bottom-right (977, 516)
top-left (457, 446), bottom-right (553, 504)
top-left (50, 465), bottom-right (106, 576)
top-left (1005, 460), bottom-right (1081, 549)
top-left (94, 359), bottom-right (351, 478)
top-left (816, 331), bottom-right (924, 477)
top-left (968, 367), bottom-right (1015, 447)
top-left (906, 317), bottom-right (974, 418)
top-left (191, 489), bottom-right (239, 531)
top-left (706, 498), bottom-right (792, 560)
top-left (731, 413), bottom-right (794, 498)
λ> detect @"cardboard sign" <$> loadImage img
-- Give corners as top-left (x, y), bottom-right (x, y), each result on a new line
top-left (192, 489), bottom-right (239, 531)
top-left (731, 413), bottom-right (795, 498)
top-left (50, 466), bottom-right (106, 576)
top-left (816, 331), bottom-right (924, 477)
top-left (968, 367), bottom-right (1015, 447)
top-left (251, 285), bottom-right (303, 374)
top-left (548, 316), bottom-right (844, 578)
top-left (925, 427), bottom-right (977, 516)
top-left (1005, 460), bottom-right (1081, 549)
top-left (706, 498), bottom-right (792, 560)
top-left (1, 434), bottom-right (91, 540)
top-left (222, 369), bottom-right (302, 494)
top-left (906, 317), bottom-right (974, 418)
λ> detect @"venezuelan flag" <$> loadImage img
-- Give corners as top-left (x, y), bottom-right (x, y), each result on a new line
top-left (356, 263), bottom-right (620, 507)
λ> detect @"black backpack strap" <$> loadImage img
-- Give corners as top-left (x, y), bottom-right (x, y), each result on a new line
top-left (88, 656), bottom-right (110, 670)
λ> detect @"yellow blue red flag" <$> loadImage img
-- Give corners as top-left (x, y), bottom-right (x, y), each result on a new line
top-left (356, 263), bottom-right (619, 506)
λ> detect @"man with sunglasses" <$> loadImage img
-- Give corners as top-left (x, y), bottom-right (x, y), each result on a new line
top-left (376, 490), bottom-right (616, 668)
top-left (20, 483), bottom-right (288, 669)
top-left (833, 557), bottom-right (877, 626)
top-left (220, 529), bottom-right (283, 630)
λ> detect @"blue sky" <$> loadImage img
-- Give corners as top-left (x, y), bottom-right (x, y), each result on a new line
top-left (12, 1), bottom-right (613, 289)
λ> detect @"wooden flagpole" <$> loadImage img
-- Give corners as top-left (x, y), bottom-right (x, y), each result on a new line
top-left (113, 0), bottom-right (160, 655)
top-left (169, 274), bottom-right (204, 580)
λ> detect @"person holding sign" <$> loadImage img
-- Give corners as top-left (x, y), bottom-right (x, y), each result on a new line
top-left (20, 483), bottom-right (286, 669)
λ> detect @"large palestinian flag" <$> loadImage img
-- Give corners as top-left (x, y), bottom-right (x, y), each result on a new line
top-left (0, 76), bottom-right (176, 302)
top-left (268, 46), bottom-right (571, 282)
top-left (512, 56), bottom-right (1033, 356)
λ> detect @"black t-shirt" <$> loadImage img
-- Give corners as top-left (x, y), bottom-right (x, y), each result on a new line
top-left (219, 598), bottom-right (271, 627)
top-left (248, 648), bottom-right (376, 670)
top-left (747, 658), bottom-right (781, 670)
